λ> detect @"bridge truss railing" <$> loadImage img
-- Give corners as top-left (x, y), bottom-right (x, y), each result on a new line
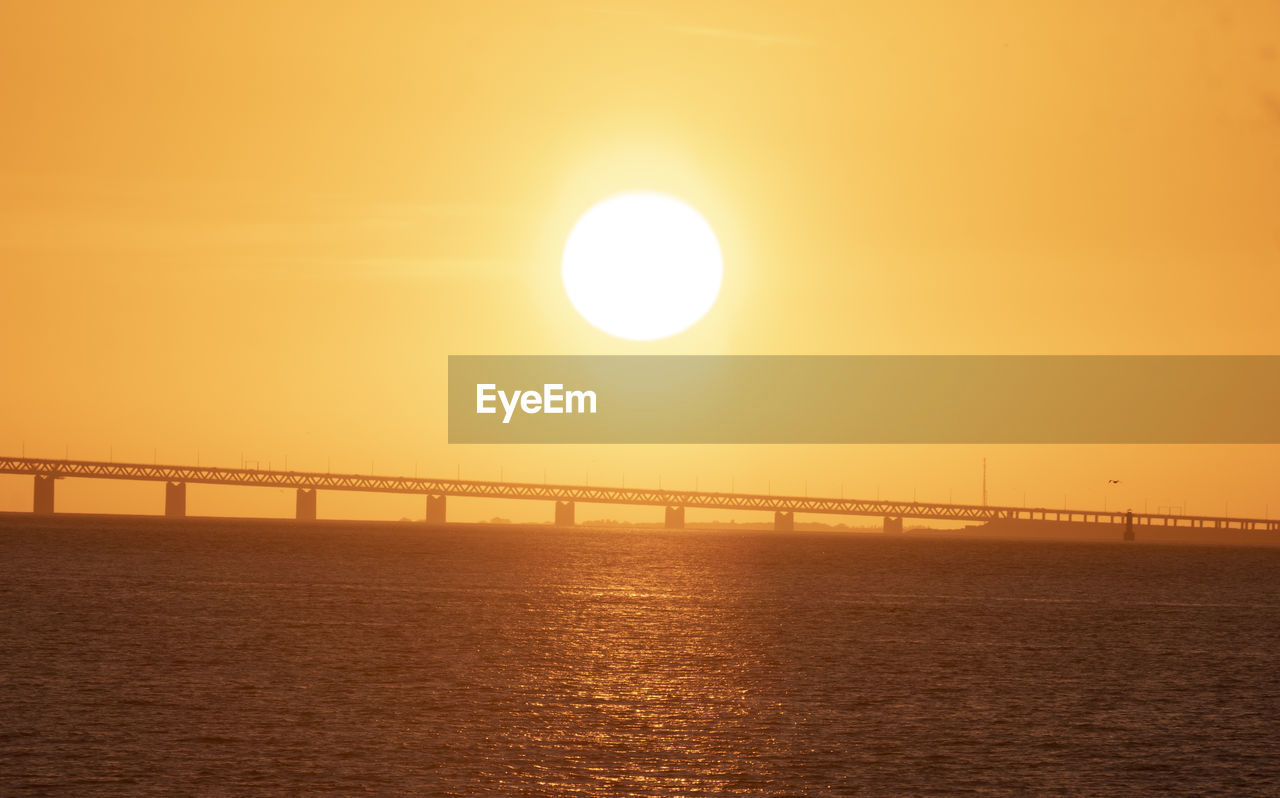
top-left (2, 456), bottom-right (1276, 531)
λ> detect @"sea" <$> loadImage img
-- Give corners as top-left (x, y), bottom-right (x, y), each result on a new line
top-left (2, 516), bottom-right (1278, 796)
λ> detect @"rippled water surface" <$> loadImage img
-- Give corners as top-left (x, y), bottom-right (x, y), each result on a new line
top-left (3, 518), bottom-right (1279, 795)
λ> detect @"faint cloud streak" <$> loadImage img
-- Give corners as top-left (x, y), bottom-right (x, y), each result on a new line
top-left (582, 2), bottom-right (816, 49)
top-left (670, 25), bottom-right (815, 49)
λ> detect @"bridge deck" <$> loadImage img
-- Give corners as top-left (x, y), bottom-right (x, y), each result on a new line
top-left (1, 456), bottom-right (1275, 531)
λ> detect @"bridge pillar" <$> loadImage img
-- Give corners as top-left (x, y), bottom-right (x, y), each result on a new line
top-left (426, 494), bottom-right (446, 524)
top-left (884, 516), bottom-right (904, 534)
top-left (554, 500), bottom-right (575, 527)
top-left (665, 506), bottom-right (685, 530)
top-left (33, 475), bottom-right (54, 514)
top-left (164, 481), bottom-right (186, 518)
top-left (1124, 510), bottom-right (1135, 542)
top-left (296, 488), bottom-right (316, 521)
top-left (774, 511), bottom-right (794, 532)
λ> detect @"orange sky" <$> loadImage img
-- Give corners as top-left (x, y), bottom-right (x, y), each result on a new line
top-left (2, 1), bottom-right (1278, 522)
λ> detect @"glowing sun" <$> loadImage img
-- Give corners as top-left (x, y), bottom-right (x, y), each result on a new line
top-left (561, 192), bottom-right (722, 341)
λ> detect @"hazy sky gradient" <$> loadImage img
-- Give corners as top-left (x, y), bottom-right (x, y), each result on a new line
top-left (3, 1), bottom-right (1278, 520)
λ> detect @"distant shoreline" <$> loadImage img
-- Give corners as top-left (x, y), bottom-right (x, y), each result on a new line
top-left (3, 511), bottom-right (1277, 548)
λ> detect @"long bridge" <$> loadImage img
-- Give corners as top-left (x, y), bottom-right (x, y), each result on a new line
top-left (3, 455), bottom-right (1276, 538)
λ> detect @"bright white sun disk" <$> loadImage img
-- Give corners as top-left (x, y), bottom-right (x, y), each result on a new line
top-left (561, 192), bottom-right (722, 341)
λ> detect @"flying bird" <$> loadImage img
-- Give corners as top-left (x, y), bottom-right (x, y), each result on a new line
top-left (1107, 479), bottom-right (1122, 484)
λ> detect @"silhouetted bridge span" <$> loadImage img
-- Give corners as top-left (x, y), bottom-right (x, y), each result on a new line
top-left (3, 455), bottom-right (1276, 537)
